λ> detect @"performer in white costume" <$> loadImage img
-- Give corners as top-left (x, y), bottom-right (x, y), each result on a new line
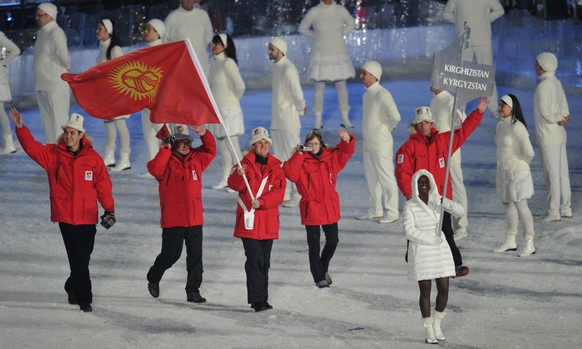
top-left (493, 94), bottom-right (536, 257)
top-left (356, 61), bottom-right (401, 224)
top-left (206, 34), bottom-right (245, 190)
top-left (430, 86), bottom-right (469, 240)
top-left (141, 19), bottom-right (165, 169)
top-left (164, 0), bottom-right (213, 75)
top-left (268, 37), bottom-right (307, 206)
top-left (33, 3), bottom-right (71, 144)
top-left (96, 19), bottom-right (131, 171)
top-left (299, 0), bottom-right (355, 129)
top-left (0, 30), bottom-right (20, 154)
top-left (443, 0), bottom-right (504, 118)
top-left (533, 52), bottom-right (572, 222)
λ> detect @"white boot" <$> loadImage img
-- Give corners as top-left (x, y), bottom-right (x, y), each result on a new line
top-left (493, 232), bottom-right (517, 253)
top-left (212, 171), bottom-right (230, 190)
top-left (432, 310), bottom-right (446, 341)
top-left (518, 239), bottom-right (536, 257)
top-left (340, 110), bottom-right (353, 128)
top-left (1, 134), bottom-right (16, 154)
top-left (111, 151), bottom-right (131, 171)
top-left (314, 112), bottom-right (323, 130)
top-left (103, 150), bottom-right (115, 167)
top-left (422, 317), bottom-right (438, 344)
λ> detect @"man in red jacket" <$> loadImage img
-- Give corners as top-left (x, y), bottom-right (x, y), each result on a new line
top-left (146, 125), bottom-right (216, 303)
top-left (9, 108), bottom-right (115, 313)
top-left (395, 97), bottom-right (487, 277)
top-left (228, 126), bottom-right (286, 312)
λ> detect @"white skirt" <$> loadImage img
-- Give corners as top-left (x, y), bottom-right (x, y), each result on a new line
top-left (308, 52), bottom-right (355, 82)
top-left (206, 105), bottom-right (244, 138)
top-left (496, 169), bottom-right (534, 203)
top-left (0, 81), bottom-right (11, 102)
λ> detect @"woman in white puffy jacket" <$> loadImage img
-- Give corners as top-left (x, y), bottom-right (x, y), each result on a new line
top-left (96, 19), bottom-right (131, 171)
top-left (493, 94), bottom-right (536, 257)
top-left (403, 169), bottom-right (464, 344)
top-left (206, 33), bottom-right (245, 190)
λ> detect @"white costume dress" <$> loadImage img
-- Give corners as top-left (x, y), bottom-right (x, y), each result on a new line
top-left (0, 31), bottom-right (20, 144)
top-left (403, 170), bottom-right (463, 281)
top-left (271, 56), bottom-right (306, 201)
top-left (164, 5), bottom-right (213, 75)
top-left (533, 71), bottom-right (571, 218)
top-left (361, 81), bottom-right (400, 220)
top-left (443, 0), bottom-right (504, 117)
top-left (430, 90), bottom-right (468, 237)
top-left (33, 20), bottom-right (71, 144)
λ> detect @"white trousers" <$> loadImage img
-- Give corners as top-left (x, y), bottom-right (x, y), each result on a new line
top-left (539, 143), bottom-right (571, 216)
top-left (272, 129), bottom-right (300, 198)
top-left (463, 45), bottom-right (498, 116)
top-left (141, 109), bottom-right (162, 161)
top-left (0, 102), bottom-right (12, 136)
top-left (504, 200), bottom-right (534, 240)
top-left (217, 136), bottom-right (243, 173)
top-left (449, 152), bottom-right (468, 233)
top-left (104, 118), bottom-right (131, 153)
top-left (363, 144), bottom-right (398, 218)
top-left (36, 89), bottom-right (70, 144)
top-left (313, 80), bottom-right (350, 114)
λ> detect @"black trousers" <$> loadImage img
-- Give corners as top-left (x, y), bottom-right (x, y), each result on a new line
top-left (147, 226), bottom-right (204, 294)
top-left (59, 223), bottom-right (96, 305)
top-left (241, 238), bottom-right (273, 304)
top-left (442, 211), bottom-right (463, 267)
top-left (305, 223), bottom-right (339, 283)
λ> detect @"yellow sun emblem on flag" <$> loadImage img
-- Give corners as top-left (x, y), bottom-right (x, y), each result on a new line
top-left (108, 60), bottom-right (163, 102)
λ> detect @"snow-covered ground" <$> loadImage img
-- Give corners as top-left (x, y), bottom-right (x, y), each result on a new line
top-left (0, 76), bottom-right (580, 348)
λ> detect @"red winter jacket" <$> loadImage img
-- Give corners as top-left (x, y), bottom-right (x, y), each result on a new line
top-left (284, 136), bottom-right (355, 226)
top-left (228, 152), bottom-right (286, 240)
top-left (147, 131), bottom-right (216, 228)
top-left (395, 109), bottom-right (483, 199)
top-left (16, 126), bottom-right (114, 225)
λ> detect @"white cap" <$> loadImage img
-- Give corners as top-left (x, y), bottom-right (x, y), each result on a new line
top-left (249, 127), bottom-right (272, 146)
top-left (536, 52), bottom-right (558, 72)
top-left (270, 37), bottom-right (288, 56)
top-left (61, 113), bottom-right (85, 133)
top-left (500, 95), bottom-right (513, 109)
top-left (413, 106), bottom-right (434, 124)
top-left (218, 33), bottom-right (228, 48)
top-left (147, 19), bottom-right (166, 39)
top-left (38, 3), bottom-right (57, 20)
top-left (101, 19), bottom-right (113, 35)
top-left (173, 124), bottom-right (189, 136)
top-left (362, 61), bottom-right (382, 81)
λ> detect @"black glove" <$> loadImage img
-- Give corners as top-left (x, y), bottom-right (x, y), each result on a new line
top-left (162, 135), bottom-right (175, 145)
top-left (100, 211), bottom-right (116, 229)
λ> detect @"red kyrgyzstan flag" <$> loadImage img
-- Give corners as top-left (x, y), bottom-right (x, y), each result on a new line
top-left (61, 41), bottom-right (220, 125)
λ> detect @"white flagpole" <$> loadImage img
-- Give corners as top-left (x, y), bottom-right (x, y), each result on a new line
top-left (183, 39), bottom-right (255, 200)
top-left (436, 24), bottom-right (470, 237)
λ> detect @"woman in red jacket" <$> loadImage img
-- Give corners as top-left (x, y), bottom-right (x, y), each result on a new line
top-left (228, 127), bottom-right (286, 312)
top-left (284, 129), bottom-right (355, 288)
top-left (146, 126), bottom-right (216, 303)
top-left (9, 108), bottom-right (115, 313)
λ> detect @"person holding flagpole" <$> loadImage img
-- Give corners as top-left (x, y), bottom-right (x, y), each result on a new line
top-left (146, 125), bottom-right (216, 303)
top-left (206, 33), bottom-right (245, 190)
top-left (96, 19), bottom-right (132, 171)
top-left (141, 19), bottom-right (166, 172)
top-left (395, 98), bottom-right (487, 278)
top-left (228, 127), bottom-right (286, 312)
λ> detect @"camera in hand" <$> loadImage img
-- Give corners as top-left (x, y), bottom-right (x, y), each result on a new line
top-left (299, 145), bottom-right (313, 152)
top-left (100, 212), bottom-right (116, 229)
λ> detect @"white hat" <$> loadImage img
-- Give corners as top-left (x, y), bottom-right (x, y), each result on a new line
top-left (218, 33), bottom-right (228, 48)
top-left (500, 95), bottom-right (513, 109)
top-left (101, 19), bottom-right (113, 35)
top-left (249, 127), bottom-right (272, 146)
top-left (173, 124), bottom-right (189, 136)
top-left (362, 61), bottom-right (382, 81)
top-left (270, 37), bottom-right (288, 56)
top-left (38, 3), bottom-right (57, 20)
top-left (413, 106), bottom-right (434, 124)
top-left (536, 52), bottom-right (558, 72)
top-left (61, 113), bottom-right (85, 133)
top-left (147, 19), bottom-right (166, 39)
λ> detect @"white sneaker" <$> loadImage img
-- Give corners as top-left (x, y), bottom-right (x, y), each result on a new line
top-left (355, 213), bottom-right (382, 221)
top-left (542, 213), bottom-right (561, 222)
top-left (560, 208), bottom-right (573, 218)
top-left (378, 215), bottom-right (399, 224)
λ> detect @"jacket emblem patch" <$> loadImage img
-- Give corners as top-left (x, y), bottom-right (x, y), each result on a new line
top-left (192, 170), bottom-right (198, 180)
top-left (397, 154), bottom-right (404, 164)
top-left (85, 171), bottom-right (93, 181)
top-left (439, 158), bottom-right (445, 168)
